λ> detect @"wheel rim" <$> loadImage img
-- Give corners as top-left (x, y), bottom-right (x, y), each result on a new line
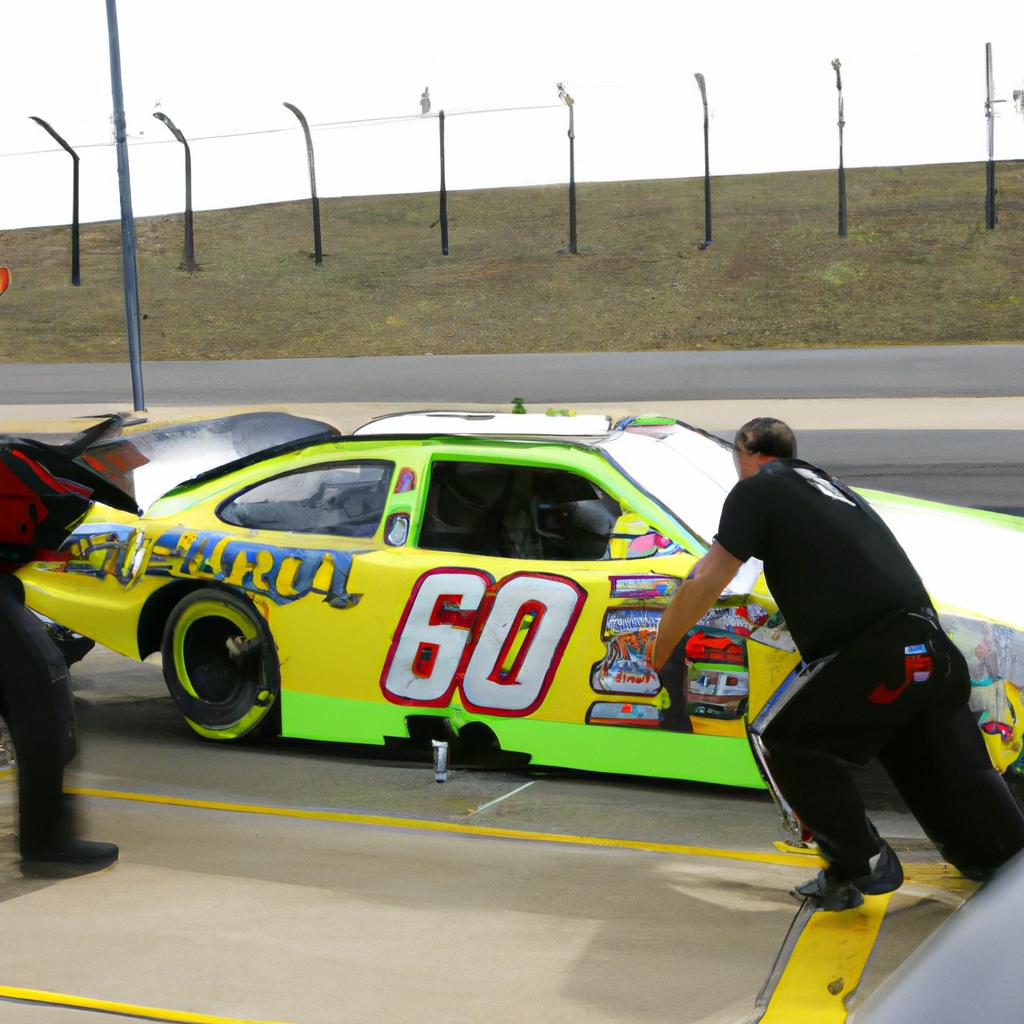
top-left (172, 600), bottom-right (259, 705)
top-left (167, 596), bottom-right (278, 740)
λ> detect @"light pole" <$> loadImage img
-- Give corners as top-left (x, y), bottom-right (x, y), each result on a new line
top-left (104, 0), bottom-right (145, 412)
top-left (283, 102), bottom-right (323, 265)
top-left (557, 83), bottom-right (577, 254)
top-left (694, 74), bottom-right (712, 250)
top-left (28, 117), bottom-right (80, 285)
top-left (152, 112), bottom-right (197, 272)
top-left (832, 58), bottom-right (847, 238)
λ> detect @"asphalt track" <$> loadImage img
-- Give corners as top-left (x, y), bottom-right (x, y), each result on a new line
top-left (3, 345), bottom-right (1022, 513)
top-left (1, 344), bottom-right (1022, 404)
top-left (0, 650), bottom-right (976, 1024)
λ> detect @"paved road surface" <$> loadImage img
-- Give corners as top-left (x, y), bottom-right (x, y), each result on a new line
top-left (0, 650), bottom-right (964, 1024)
top-left (1, 344), bottom-right (1021, 405)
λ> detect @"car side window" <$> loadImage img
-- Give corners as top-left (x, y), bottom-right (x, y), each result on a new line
top-left (418, 461), bottom-right (665, 561)
top-left (218, 461), bottom-right (394, 538)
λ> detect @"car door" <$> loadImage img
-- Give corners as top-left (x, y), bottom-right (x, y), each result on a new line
top-left (360, 448), bottom-right (771, 787)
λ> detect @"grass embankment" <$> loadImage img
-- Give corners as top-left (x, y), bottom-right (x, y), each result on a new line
top-left (0, 161), bottom-right (1021, 362)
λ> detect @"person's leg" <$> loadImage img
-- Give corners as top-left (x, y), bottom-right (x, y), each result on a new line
top-left (755, 650), bottom-right (890, 879)
top-left (752, 625), bottom-right (931, 906)
top-left (0, 577), bottom-right (117, 866)
top-left (0, 581), bottom-right (74, 855)
top-left (880, 639), bottom-right (1024, 879)
top-left (760, 720), bottom-right (875, 863)
top-left (762, 729), bottom-right (904, 908)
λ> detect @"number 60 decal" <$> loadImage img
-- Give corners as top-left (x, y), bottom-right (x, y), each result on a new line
top-left (380, 568), bottom-right (586, 716)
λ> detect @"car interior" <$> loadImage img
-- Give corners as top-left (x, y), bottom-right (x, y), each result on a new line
top-left (418, 461), bottom-right (623, 560)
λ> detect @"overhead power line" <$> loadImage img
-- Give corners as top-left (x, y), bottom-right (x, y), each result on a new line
top-left (0, 102), bottom-right (562, 161)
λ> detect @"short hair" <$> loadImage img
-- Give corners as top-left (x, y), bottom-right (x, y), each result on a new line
top-left (735, 417), bottom-right (796, 458)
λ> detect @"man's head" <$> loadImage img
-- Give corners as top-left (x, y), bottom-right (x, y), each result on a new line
top-left (732, 417), bottom-right (796, 480)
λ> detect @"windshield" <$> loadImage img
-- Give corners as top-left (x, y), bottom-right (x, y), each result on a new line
top-left (598, 424), bottom-right (737, 547)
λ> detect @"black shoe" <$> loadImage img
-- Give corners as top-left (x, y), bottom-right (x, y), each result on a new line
top-left (792, 840), bottom-right (903, 911)
top-left (856, 839), bottom-right (904, 895)
top-left (792, 874), bottom-right (864, 911)
top-left (21, 838), bottom-right (119, 876)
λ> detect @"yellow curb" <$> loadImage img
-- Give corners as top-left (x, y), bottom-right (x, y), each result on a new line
top-left (759, 893), bottom-right (893, 1023)
top-left (0, 985), bottom-right (292, 1024)
top-left (67, 785), bottom-right (825, 869)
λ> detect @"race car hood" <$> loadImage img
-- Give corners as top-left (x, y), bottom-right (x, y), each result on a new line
top-left (861, 489), bottom-right (1024, 630)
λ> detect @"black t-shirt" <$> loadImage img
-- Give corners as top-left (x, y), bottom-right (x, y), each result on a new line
top-left (715, 459), bottom-right (930, 661)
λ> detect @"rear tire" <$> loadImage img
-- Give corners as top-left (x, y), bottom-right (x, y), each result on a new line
top-left (161, 588), bottom-right (280, 742)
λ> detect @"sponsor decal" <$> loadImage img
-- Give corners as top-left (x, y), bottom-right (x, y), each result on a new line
top-left (687, 667), bottom-right (750, 719)
top-left (394, 467), bottom-right (416, 494)
top-left (868, 645), bottom-right (935, 705)
top-left (685, 631), bottom-right (745, 666)
top-left (586, 701), bottom-right (661, 727)
top-left (609, 575), bottom-right (680, 600)
top-left (697, 603), bottom-right (770, 636)
top-left (63, 524), bottom-right (361, 608)
top-left (904, 643), bottom-right (933, 683)
top-left (592, 606), bottom-right (662, 695)
top-left (603, 607), bottom-right (663, 634)
top-left (65, 523), bottom-right (146, 584)
top-left (147, 528), bottom-right (358, 608)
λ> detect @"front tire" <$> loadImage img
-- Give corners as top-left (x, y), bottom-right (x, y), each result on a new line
top-left (161, 588), bottom-right (280, 742)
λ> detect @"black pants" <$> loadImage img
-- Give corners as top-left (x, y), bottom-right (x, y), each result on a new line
top-left (0, 574), bottom-right (79, 857)
top-left (751, 607), bottom-right (1024, 881)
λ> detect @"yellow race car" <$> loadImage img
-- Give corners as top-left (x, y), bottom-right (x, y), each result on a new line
top-left (16, 411), bottom-right (1024, 796)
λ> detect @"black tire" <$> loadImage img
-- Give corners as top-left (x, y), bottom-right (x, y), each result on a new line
top-left (160, 588), bottom-right (280, 742)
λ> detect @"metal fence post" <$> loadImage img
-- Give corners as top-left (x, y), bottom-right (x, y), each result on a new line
top-left (832, 58), bottom-right (848, 238)
top-left (28, 117), bottom-right (81, 285)
top-left (694, 74), bottom-right (712, 250)
top-left (153, 112), bottom-right (197, 271)
top-left (283, 102), bottom-right (323, 264)
top-left (438, 110), bottom-right (449, 256)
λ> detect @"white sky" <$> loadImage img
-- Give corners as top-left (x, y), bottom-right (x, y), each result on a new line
top-left (1, 1), bottom-right (1023, 230)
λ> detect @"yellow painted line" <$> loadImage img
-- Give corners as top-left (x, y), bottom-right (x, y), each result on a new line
top-left (0, 984), bottom-right (292, 1024)
top-left (759, 893), bottom-right (893, 1024)
top-left (67, 786), bottom-right (826, 869)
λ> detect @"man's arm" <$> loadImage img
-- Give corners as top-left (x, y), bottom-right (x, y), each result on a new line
top-left (652, 542), bottom-right (744, 671)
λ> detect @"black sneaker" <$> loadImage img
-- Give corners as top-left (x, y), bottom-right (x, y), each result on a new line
top-left (856, 840), bottom-right (904, 895)
top-left (792, 839), bottom-right (903, 911)
top-left (21, 839), bottom-right (119, 877)
top-left (792, 874), bottom-right (864, 911)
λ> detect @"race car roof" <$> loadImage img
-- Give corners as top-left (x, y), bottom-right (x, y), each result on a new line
top-left (353, 410), bottom-right (615, 439)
